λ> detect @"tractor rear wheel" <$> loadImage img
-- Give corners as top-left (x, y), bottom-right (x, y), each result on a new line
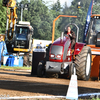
top-left (74, 46), bottom-right (91, 81)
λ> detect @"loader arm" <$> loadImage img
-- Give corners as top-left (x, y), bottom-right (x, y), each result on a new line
top-left (3, 0), bottom-right (17, 41)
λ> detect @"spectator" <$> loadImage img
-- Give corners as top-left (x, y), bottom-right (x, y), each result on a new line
top-left (0, 35), bottom-right (8, 67)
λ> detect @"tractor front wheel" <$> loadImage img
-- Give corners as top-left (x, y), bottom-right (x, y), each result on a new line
top-left (69, 63), bottom-right (74, 78)
top-left (37, 61), bottom-right (45, 77)
top-left (74, 46), bottom-right (91, 81)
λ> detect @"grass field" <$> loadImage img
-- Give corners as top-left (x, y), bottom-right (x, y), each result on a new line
top-left (0, 65), bottom-right (31, 70)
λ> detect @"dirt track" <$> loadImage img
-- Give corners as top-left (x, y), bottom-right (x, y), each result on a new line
top-left (0, 69), bottom-right (100, 99)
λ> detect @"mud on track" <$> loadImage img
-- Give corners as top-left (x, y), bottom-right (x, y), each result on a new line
top-left (0, 69), bottom-right (100, 98)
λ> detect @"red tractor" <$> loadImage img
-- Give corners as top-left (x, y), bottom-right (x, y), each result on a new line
top-left (37, 23), bottom-right (92, 81)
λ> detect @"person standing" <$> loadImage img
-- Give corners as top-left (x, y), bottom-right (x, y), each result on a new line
top-left (0, 35), bottom-right (8, 67)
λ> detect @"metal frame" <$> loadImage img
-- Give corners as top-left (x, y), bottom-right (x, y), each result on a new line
top-left (52, 15), bottom-right (77, 43)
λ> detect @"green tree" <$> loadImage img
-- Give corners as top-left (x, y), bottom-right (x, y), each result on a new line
top-left (92, 0), bottom-right (100, 14)
top-left (50, 0), bottom-right (63, 40)
top-left (0, 0), bottom-right (100, 41)
top-left (0, 0), bottom-right (7, 34)
top-left (21, 0), bottom-right (54, 40)
top-left (59, 0), bottom-right (92, 42)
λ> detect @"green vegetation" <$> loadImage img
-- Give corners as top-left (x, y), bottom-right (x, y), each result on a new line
top-left (0, 65), bottom-right (31, 70)
top-left (0, 0), bottom-right (7, 34)
top-left (1, 0), bottom-right (100, 41)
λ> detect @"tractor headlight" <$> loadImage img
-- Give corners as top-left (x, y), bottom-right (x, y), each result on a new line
top-left (56, 55), bottom-right (61, 58)
top-left (50, 54), bottom-right (55, 58)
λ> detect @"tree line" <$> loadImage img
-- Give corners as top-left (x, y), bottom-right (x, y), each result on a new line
top-left (0, 0), bottom-right (100, 42)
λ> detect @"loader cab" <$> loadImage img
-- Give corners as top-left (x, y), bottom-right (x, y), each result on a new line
top-left (16, 27), bottom-right (28, 41)
top-left (86, 15), bottom-right (100, 46)
top-left (14, 21), bottom-right (33, 50)
top-left (15, 26), bottom-right (29, 48)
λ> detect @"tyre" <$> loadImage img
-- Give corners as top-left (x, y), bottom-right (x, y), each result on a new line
top-left (37, 61), bottom-right (45, 77)
top-left (46, 73), bottom-right (59, 78)
top-left (74, 46), bottom-right (91, 81)
top-left (69, 63), bottom-right (74, 78)
top-left (23, 54), bottom-right (30, 67)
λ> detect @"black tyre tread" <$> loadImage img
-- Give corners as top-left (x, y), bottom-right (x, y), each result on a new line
top-left (46, 73), bottom-right (59, 78)
top-left (69, 63), bottom-right (75, 78)
top-left (77, 57), bottom-right (87, 64)
top-left (37, 65), bottom-right (43, 77)
top-left (74, 46), bottom-right (91, 81)
top-left (37, 61), bottom-right (45, 77)
top-left (79, 52), bottom-right (88, 57)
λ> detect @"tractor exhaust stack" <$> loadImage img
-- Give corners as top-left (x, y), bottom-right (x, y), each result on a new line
top-left (61, 32), bottom-right (64, 42)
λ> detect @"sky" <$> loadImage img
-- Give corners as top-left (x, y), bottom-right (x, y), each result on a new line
top-left (50, 0), bottom-right (73, 7)
top-left (17, 0), bottom-right (73, 7)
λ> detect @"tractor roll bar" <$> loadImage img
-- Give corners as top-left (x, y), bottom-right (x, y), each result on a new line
top-left (52, 15), bottom-right (77, 43)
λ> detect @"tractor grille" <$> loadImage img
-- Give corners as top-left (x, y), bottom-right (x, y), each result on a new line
top-left (50, 45), bottom-right (63, 60)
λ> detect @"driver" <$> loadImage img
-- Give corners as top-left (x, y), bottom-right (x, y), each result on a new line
top-left (64, 26), bottom-right (76, 49)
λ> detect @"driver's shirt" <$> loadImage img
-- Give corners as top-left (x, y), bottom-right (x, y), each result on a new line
top-left (67, 32), bottom-right (71, 35)
top-left (64, 31), bottom-right (76, 40)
